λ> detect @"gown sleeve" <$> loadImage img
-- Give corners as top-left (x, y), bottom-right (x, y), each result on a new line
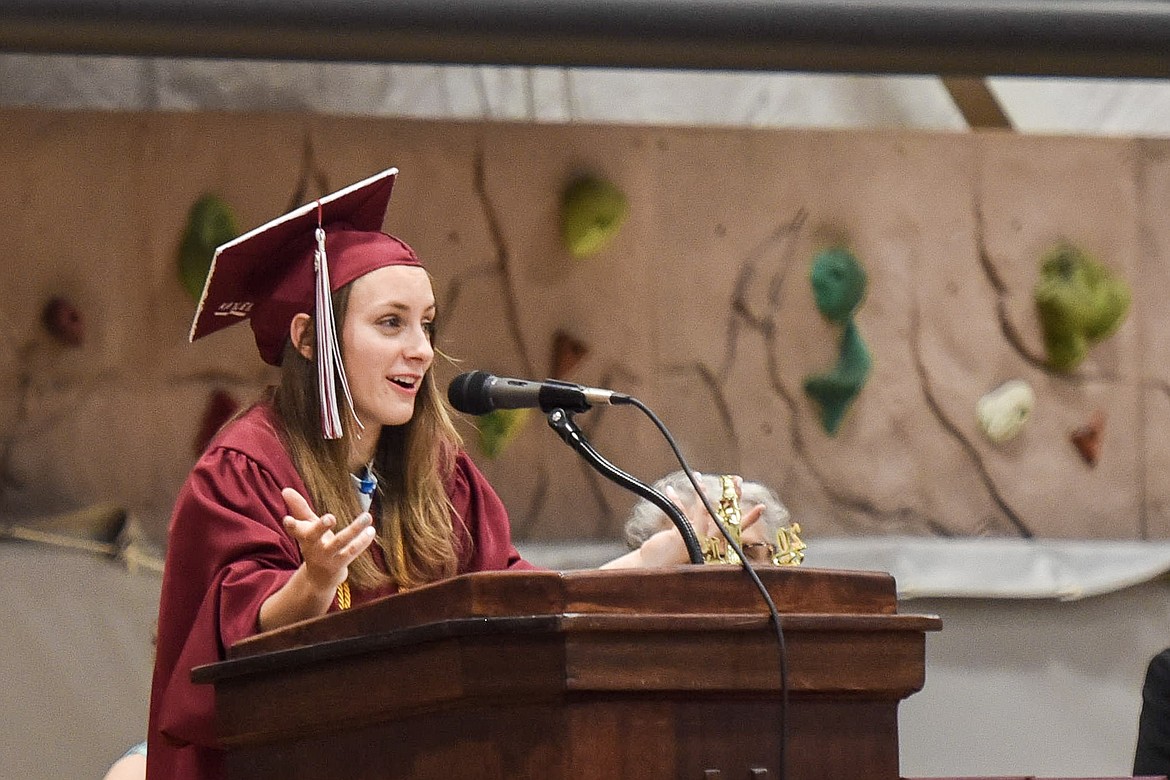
top-left (150, 446), bottom-right (303, 750)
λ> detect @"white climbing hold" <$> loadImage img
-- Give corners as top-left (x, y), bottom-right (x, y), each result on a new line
top-left (977, 379), bottom-right (1035, 443)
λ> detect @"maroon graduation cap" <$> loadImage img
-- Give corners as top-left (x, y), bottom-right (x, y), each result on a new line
top-left (188, 167), bottom-right (423, 438)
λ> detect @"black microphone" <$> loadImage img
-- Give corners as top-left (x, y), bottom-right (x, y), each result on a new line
top-left (448, 371), bottom-right (631, 415)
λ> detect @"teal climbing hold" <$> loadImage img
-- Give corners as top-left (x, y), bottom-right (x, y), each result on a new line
top-left (804, 247), bottom-right (871, 436)
top-left (810, 246), bottom-right (868, 325)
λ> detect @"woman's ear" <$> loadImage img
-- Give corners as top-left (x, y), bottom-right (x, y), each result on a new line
top-left (289, 313), bottom-right (314, 361)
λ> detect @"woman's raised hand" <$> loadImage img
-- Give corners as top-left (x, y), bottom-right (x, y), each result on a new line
top-left (258, 488), bottom-right (378, 631)
top-left (280, 487), bottom-right (376, 594)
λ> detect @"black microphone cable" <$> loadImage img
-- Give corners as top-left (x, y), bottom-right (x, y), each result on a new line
top-left (624, 395), bottom-right (790, 780)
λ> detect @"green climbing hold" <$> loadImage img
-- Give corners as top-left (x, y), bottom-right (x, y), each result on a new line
top-left (1034, 243), bottom-right (1130, 372)
top-left (560, 176), bottom-right (629, 259)
top-left (804, 247), bottom-right (872, 436)
top-left (179, 193), bottom-right (239, 302)
top-left (810, 246), bottom-right (868, 324)
top-left (476, 408), bottom-right (531, 459)
top-left (804, 321), bottom-right (872, 436)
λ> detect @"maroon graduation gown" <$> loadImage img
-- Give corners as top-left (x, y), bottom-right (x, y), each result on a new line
top-left (146, 402), bottom-right (534, 780)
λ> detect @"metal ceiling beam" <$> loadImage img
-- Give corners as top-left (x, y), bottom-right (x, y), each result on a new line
top-left (5, 0), bottom-right (1170, 78)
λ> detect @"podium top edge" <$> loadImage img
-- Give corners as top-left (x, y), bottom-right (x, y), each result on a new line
top-left (225, 566), bottom-right (900, 661)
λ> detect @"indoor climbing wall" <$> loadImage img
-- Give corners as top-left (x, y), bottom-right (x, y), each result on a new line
top-left (0, 109), bottom-right (1162, 551)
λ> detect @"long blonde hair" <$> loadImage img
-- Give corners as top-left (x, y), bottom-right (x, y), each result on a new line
top-left (274, 283), bottom-right (465, 591)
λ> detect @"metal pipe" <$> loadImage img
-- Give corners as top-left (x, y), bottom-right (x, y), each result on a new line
top-left (5, 0), bottom-right (1170, 77)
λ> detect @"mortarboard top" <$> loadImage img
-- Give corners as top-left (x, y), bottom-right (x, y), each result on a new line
top-left (188, 167), bottom-right (422, 366)
top-left (188, 167), bottom-right (424, 439)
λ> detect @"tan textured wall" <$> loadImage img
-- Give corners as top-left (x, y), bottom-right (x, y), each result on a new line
top-left (0, 108), bottom-right (1162, 549)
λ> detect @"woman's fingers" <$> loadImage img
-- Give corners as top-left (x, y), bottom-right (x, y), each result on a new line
top-left (281, 497), bottom-right (374, 564)
top-left (283, 512), bottom-right (336, 547)
top-left (305, 513), bottom-right (370, 558)
top-left (329, 513), bottom-right (374, 558)
top-left (280, 488), bottom-right (337, 543)
top-left (281, 487), bottom-right (316, 521)
top-left (281, 488), bottom-right (368, 551)
top-left (338, 520), bottom-right (377, 561)
top-left (293, 513), bottom-right (374, 590)
top-left (275, 487), bottom-right (377, 598)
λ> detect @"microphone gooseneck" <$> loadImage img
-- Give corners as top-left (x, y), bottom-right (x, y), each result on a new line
top-left (545, 409), bottom-right (704, 565)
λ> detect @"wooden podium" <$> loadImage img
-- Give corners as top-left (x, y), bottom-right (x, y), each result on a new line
top-left (193, 566), bottom-right (941, 780)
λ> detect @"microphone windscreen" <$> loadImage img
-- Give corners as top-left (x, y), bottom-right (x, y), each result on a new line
top-left (447, 370), bottom-right (494, 415)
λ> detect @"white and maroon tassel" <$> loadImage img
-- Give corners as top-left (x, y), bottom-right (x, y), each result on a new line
top-left (312, 203), bottom-right (364, 439)
top-left (313, 225), bottom-right (343, 439)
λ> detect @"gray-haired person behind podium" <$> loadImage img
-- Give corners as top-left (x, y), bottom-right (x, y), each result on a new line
top-left (616, 470), bottom-right (792, 567)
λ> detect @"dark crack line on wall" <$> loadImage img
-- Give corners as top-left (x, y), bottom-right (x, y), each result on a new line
top-left (731, 265), bottom-right (774, 337)
top-left (439, 265), bottom-right (504, 351)
top-left (973, 198), bottom-right (1050, 371)
top-left (0, 445), bottom-right (18, 496)
top-left (731, 216), bottom-right (828, 495)
top-left (722, 213), bottom-right (807, 377)
top-left (1137, 376), bottom-right (1170, 540)
top-left (1135, 141), bottom-right (1155, 540)
top-left (287, 133), bottom-right (330, 212)
top-left (658, 360), bottom-right (738, 468)
top-left (695, 362), bottom-right (736, 442)
top-left (924, 517), bottom-right (957, 537)
top-left (468, 148), bottom-right (568, 534)
top-left (908, 281), bottom-right (1034, 538)
top-left (708, 212), bottom-right (816, 462)
top-left (471, 149), bottom-right (534, 378)
top-left (0, 374), bottom-right (27, 496)
top-left (765, 211), bottom-right (808, 308)
top-left (730, 211), bottom-right (853, 507)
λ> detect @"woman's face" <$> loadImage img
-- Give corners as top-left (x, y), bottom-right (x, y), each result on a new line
top-left (341, 264), bottom-right (436, 430)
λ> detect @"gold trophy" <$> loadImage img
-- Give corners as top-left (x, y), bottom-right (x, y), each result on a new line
top-left (772, 523), bottom-right (806, 566)
top-left (701, 475), bottom-right (744, 564)
top-left (700, 475), bottom-right (807, 566)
